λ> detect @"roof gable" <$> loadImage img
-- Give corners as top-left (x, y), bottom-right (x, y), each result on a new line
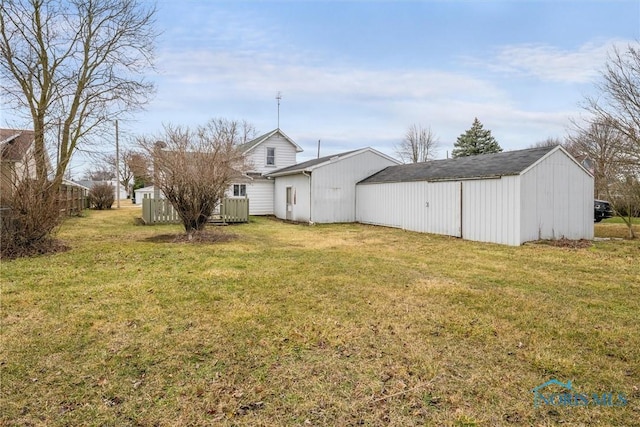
top-left (265, 147), bottom-right (400, 177)
top-left (359, 145), bottom-right (559, 184)
top-left (238, 128), bottom-right (303, 154)
top-left (0, 129), bottom-right (35, 162)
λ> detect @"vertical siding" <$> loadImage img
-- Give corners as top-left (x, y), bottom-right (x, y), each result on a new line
top-left (356, 181), bottom-right (461, 236)
top-left (273, 174), bottom-right (311, 222)
top-left (310, 151), bottom-right (397, 223)
top-left (356, 182), bottom-right (403, 228)
top-left (246, 134), bottom-right (298, 174)
top-left (462, 176), bottom-right (520, 246)
top-left (520, 149), bottom-right (594, 243)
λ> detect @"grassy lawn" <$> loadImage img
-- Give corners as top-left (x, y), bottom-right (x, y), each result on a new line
top-left (1, 209), bottom-right (639, 426)
top-left (596, 217), bottom-right (640, 239)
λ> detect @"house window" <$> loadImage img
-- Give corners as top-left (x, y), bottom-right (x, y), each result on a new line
top-left (233, 184), bottom-right (246, 197)
top-left (266, 147), bottom-right (275, 166)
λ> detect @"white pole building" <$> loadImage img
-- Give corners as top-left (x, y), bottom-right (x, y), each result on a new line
top-left (356, 146), bottom-right (594, 246)
top-left (267, 148), bottom-right (400, 223)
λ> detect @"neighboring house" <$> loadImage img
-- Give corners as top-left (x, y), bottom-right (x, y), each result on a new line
top-left (228, 129), bottom-right (303, 215)
top-left (265, 148), bottom-right (400, 223)
top-left (356, 145), bottom-right (594, 246)
top-left (0, 129), bottom-right (42, 196)
top-left (76, 180), bottom-right (129, 200)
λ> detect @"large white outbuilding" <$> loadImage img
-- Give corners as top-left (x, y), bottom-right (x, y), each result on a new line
top-left (356, 146), bottom-right (594, 246)
top-left (266, 148), bottom-right (400, 223)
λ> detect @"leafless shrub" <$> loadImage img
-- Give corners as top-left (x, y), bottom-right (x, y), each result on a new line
top-left (0, 178), bottom-right (63, 259)
top-left (88, 183), bottom-right (115, 210)
top-left (139, 119), bottom-right (249, 239)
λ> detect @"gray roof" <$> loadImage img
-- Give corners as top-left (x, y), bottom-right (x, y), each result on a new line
top-left (359, 145), bottom-right (558, 184)
top-left (0, 129), bottom-right (34, 162)
top-left (266, 149), bottom-right (362, 176)
top-left (237, 128), bottom-right (303, 153)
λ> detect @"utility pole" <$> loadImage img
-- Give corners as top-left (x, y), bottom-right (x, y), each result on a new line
top-left (115, 120), bottom-right (120, 208)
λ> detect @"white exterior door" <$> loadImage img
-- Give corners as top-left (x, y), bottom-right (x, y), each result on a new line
top-left (285, 186), bottom-right (293, 221)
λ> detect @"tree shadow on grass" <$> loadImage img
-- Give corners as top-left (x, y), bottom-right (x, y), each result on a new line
top-left (1, 238), bottom-right (70, 260)
top-left (142, 230), bottom-right (238, 244)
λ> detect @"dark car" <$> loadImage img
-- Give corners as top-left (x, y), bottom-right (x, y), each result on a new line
top-left (594, 199), bottom-right (614, 222)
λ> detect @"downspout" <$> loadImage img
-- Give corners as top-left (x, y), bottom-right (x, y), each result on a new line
top-left (302, 171), bottom-right (312, 224)
top-left (459, 181), bottom-right (463, 239)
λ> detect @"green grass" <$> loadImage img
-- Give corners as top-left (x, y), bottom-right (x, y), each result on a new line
top-left (601, 216), bottom-right (640, 225)
top-left (1, 209), bottom-right (639, 426)
top-left (596, 217), bottom-right (640, 239)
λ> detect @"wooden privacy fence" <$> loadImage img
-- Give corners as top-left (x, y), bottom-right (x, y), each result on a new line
top-left (219, 197), bottom-right (250, 223)
top-left (57, 183), bottom-right (89, 216)
top-left (141, 197), bottom-right (249, 225)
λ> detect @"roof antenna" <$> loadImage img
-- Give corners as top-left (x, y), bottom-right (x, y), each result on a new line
top-left (276, 91), bottom-right (282, 129)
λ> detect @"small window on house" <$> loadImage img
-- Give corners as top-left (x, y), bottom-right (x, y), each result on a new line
top-left (233, 184), bottom-right (246, 197)
top-left (266, 147), bottom-right (275, 166)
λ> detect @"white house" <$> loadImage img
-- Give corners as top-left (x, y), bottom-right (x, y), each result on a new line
top-left (266, 148), bottom-right (400, 223)
top-left (76, 179), bottom-right (129, 200)
top-left (228, 129), bottom-right (303, 215)
top-left (356, 145), bottom-right (594, 246)
top-left (0, 129), bottom-right (51, 197)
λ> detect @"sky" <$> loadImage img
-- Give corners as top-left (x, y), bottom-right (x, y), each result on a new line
top-left (4, 0), bottom-right (640, 175)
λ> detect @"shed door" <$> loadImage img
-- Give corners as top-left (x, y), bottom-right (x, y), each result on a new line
top-left (285, 186), bottom-right (293, 220)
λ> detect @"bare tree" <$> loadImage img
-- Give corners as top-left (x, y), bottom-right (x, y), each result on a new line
top-left (395, 124), bottom-right (439, 163)
top-left (84, 167), bottom-right (115, 181)
top-left (529, 137), bottom-right (565, 149)
top-left (101, 148), bottom-right (145, 198)
top-left (568, 117), bottom-right (638, 237)
top-left (0, 0), bottom-right (156, 254)
top-left (139, 119), bottom-right (249, 238)
top-left (583, 43), bottom-right (640, 237)
top-left (1, 0), bottom-right (156, 184)
top-left (566, 118), bottom-right (626, 199)
top-left (239, 120), bottom-right (258, 145)
top-left (587, 44), bottom-right (640, 165)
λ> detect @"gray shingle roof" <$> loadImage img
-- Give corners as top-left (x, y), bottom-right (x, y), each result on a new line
top-left (265, 149), bottom-right (363, 176)
top-left (359, 145), bottom-right (558, 184)
top-left (237, 128), bottom-right (303, 153)
top-left (0, 129), bottom-right (34, 162)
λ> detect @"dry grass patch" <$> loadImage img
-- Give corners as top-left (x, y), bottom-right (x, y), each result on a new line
top-left (1, 210), bottom-right (639, 426)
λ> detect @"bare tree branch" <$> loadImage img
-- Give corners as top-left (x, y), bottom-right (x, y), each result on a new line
top-left (139, 119), bottom-right (250, 238)
top-left (394, 124), bottom-right (439, 163)
top-left (583, 43), bottom-right (640, 237)
top-left (1, 0), bottom-right (157, 187)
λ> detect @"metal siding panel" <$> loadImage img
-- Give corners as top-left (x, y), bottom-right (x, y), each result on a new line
top-left (520, 149), bottom-right (594, 243)
top-left (273, 174), bottom-right (311, 221)
top-left (462, 177), bottom-right (520, 245)
top-left (356, 181), bottom-right (460, 237)
top-left (312, 151), bottom-right (397, 223)
top-left (357, 183), bottom-right (401, 227)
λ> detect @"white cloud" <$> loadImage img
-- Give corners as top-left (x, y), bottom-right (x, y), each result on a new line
top-left (156, 49), bottom-right (504, 104)
top-left (145, 11), bottom-right (617, 160)
top-left (149, 44), bottom-right (582, 158)
top-left (475, 39), bottom-right (633, 83)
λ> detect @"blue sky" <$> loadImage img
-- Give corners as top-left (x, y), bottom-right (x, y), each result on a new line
top-left (5, 0), bottom-right (640, 174)
top-left (143, 0), bottom-right (638, 163)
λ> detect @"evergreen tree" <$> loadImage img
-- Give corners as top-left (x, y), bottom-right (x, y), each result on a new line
top-left (452, 118), bottom-right (502, 158)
